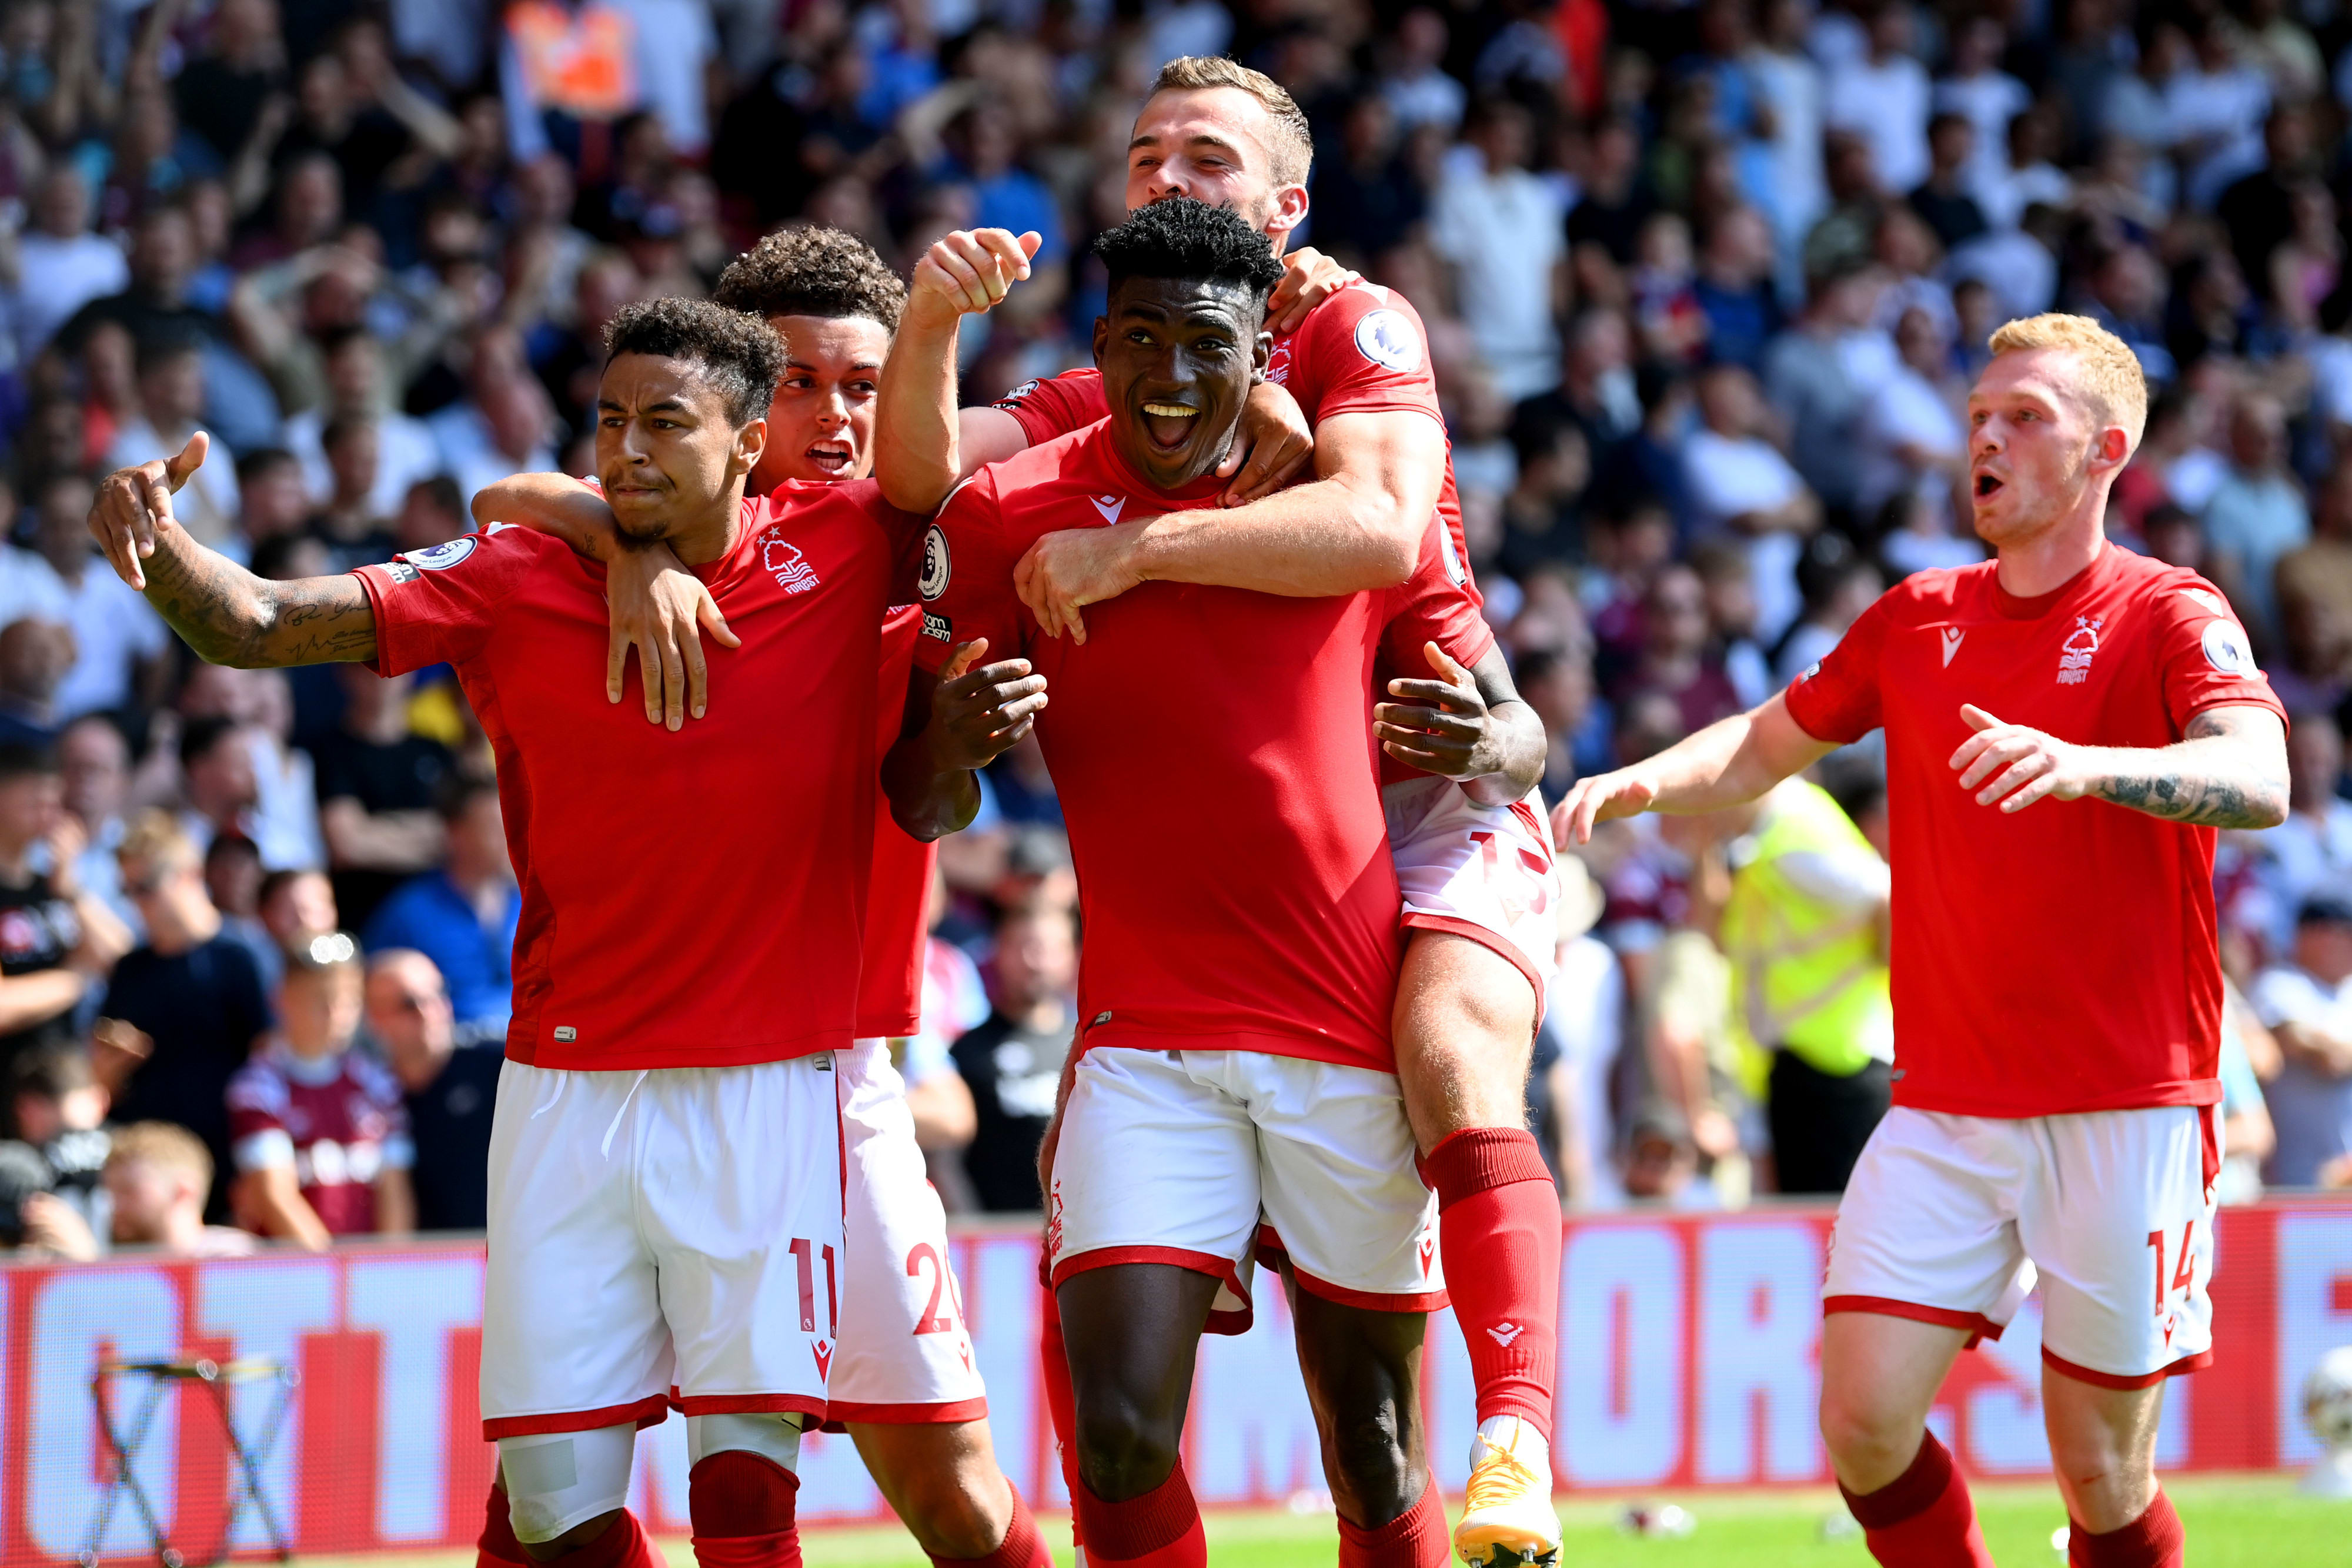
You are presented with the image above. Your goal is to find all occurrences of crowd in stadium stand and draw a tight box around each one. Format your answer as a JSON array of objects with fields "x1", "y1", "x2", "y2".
[{"x1": 0, "y1": 0, "x2": 2350, "y2": 1256}]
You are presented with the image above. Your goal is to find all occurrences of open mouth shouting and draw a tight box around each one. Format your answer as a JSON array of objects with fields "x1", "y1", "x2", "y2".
[
  {"x1": 1972, "y1": 468, "x2": 2006, "y2": 502},
  {"x1": 805, "y1": 438, "x2": 856, "y2": 475},
  {"x1": 1141, "y1": 401, "x2": 1200, "y2": 450}
]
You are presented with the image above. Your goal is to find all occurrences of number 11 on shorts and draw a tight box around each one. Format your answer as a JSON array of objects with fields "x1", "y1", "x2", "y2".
[
  {"x1": 2147, "y1": 1222, "x2": 2197, "y2": 1318},
  {"x1": 791, "y1": 1236, "x2": 839, "y2": 1335}
]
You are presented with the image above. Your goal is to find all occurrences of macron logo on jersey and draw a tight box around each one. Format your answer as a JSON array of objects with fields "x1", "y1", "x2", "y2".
[
  {"x1": 1089, "y1": 494, "x2": 1125, "y2": 526},
  {"x1": 1940, "y1": 628, "x2": 1965, "y2": 666}
]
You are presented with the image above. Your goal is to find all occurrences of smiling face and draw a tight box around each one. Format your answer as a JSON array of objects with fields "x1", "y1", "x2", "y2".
[
  {"x1": 1093, "y1": 275, "x2": 1269, "y2": 490},
  {"x1": 1125, "y1": 88, "x2": 1307, "y2": 250},
  {"x1": 751, "y1": 314, "x2": 890, "y2": 489},
  {"x1": 1965, "y1": 347, "x2": 2131, "y2": 550},
  {"x1": 596, "y1": 354, "x2": 765, "y2": 547}
]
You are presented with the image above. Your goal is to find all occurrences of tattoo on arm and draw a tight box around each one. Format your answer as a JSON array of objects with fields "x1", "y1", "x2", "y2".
[
  {"x1": 142, "y1": 529, "x2": 377, "y2": 667},
  {"x1": 2084, "y1": 708, "x2": 2291, "y2": 829}
]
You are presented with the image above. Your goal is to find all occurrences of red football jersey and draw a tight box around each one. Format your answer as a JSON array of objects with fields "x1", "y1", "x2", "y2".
[
  {"x1": 355, "y1": 483, "x2": 924, "y2": 1071},
  {"x1": 917, "y1": 422, "x2": 1402, "y2": 1070},
  {"x1": 226, "y1": 1042, "x2": 410, "y2": 1236},
  {"x1": 1783, "y1": 544, "x2": 2286, "y2": 1116},
  {"x1": 994, "y1": 281, "x2": 1485, "y2": 785},
  {"x1": 856, "y1": 604, "x2": 936, "y2": 1039}
]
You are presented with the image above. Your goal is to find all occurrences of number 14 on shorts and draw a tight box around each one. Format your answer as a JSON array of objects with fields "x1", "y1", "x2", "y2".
[{"x1": 2147, "y1": 1222, "x2": 2197, "y2": 1339}]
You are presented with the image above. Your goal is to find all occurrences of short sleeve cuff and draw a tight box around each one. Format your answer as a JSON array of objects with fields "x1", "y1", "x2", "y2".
[{"x1": 234, "y1": 1129, "x2": 296, "y2": 1172}]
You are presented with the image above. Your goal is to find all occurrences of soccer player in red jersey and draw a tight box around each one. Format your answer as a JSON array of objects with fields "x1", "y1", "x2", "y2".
[
  {"x1": 1554, "y1": 315, "x2": 2291, "y2": 1568},
  {"x1": 473, "y1": 228, "x2": 1048, "y2": 1568},
  {"x1": 894, "y1": 197, "x2": 1474, "y2": 1568},
  {"x1": 86, "y1": 299, "x2": 928, "y2": 1568},
  {"x1": 877, "y1": 57, "x2": 1566, "y2": 1565}
]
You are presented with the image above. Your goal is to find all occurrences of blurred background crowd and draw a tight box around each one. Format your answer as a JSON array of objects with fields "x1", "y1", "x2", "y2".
[{"x1": 0, "y1": 0, "x2": 2348, "y2": 1256}]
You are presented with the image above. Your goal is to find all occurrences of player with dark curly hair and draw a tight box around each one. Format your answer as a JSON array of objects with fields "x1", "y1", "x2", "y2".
[
  {"x1": 470, "y1": 233, "x2": 1052, "y2": 1568},
  {"x1": 889, "y1": 196, "x2": 1472, "y2": 1568},
  {"x1": 80, "y1": 295, "x2": 1050, "y2": 1568}
]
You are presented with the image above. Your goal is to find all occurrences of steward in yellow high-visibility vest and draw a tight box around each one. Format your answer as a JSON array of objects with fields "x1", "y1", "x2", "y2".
[{"x1": 1719, "y1": 777, "x2": 1893, "y2": 1193}]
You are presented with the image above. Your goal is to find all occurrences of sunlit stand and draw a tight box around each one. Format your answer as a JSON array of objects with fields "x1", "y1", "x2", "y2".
[{"x1": 80, "y1": 1357, "x2": 298, "y2": 1567}]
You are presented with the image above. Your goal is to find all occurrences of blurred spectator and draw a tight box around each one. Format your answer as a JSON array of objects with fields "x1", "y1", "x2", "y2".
[
  {"x1": 9, "y1": 166, "x2": 129, "y2": 361},
  {"x1": 2217, "y1": 978, "x2": 2279, "y2": 1205},
  {"x1": 281, "y1": 329, "x2": 446, "y2": 519},
  {"x1": 2251, "y1": 896, "x2": 2352, "y2": 1186},
  {"x1": 1932, "y1": 18, "x2": 2026, "y2": 213},
  {"x1": 9, "y1": 1041, "x2": 111, "y2": 1238},
  {"x1": 427, "y1": 329, "x2": 559, "y2": 506},
  {"x1": 2251, "y1": 710, "x2": 2352, "y2": 955},
  {"x1": 206, "y1": 833, "x2": 279, "y2": 988},
  {"x1": 0, "y1": 1139, "x2": 97, "y2": 1259},
  {"x1": 1763, "y1": 263, "x2": 1890, "y2": 519},
  {"x1": 1681, "y1": 362, "x2": 1819, "y2": 644},
  {"x1": 952, "y1": 899, "x2": 1077, "y2": 1213},
  {"x1": 1824, "y1": 4, "x2": 1930, "y2": 199},
  {"x1": 1618, "y1": 563, "x2": 1743, "y2": 739},
  {"x1": 100, "y1": 811, "x2": 274, "y2": 1221},
  {"x1": 2275, "y1": 457, "x2": 2352, "y2": 706},
  {"x1": 177, "y1": 714, "x2": 266, "y2": 855},
  {"x1": 0, "y1": 619, "x2": 75, "y2": 747},
  {"x1": 364, "y1": 775, "x2": 516, "y2": 1041},
  {"x1": 0, "y1": 743, "x2": 126, "y2": 1061},
  {"x1": 58, "y1": 717, "x2": 135, "y2": 931},
  {"x1": 315, "y1": 666, "x2": 451, "y2": 931},
  {"x1": 367, "y1": 947, "x2": 495, "y2": 1231},
  {"x1": 102, "y1": 1119, "x2": 255, "y2": 1256},
  {"x1": 1743, "y1": 0, "x2": 1826, "y2": 253},
  {"x1": 8, "y1": 470, "x2": 171, "y2": 721},
  {"x1": 1539, "y1": 859, "x2": 1624, "y2": 1206},
  {"x1": 1692, "y1": 206, "x2": 1782, "y2": 375},
  {"x1": 236, "y1": 447, "x2": 314, "y2": 547},
  {"x1": 227, "y1": 930, "x2": 413, "y2": 1245},
  {"x1": 1716, "y1": 779, "x2": 1893, "y2": 1195},
  {"x1": 1777, "y1": 533, "x2": 1885, "y2": 686},
  {"x1": 1907, "y1": 113, "x2": 1988, "y2": 253},
  {"x1": 1430, "y1": 99, "x2": 1565, "y2": 402},
  {"x1": 107, "y1": 330, "x2": 241, "y2": 550},
  {"x1": 2203, "y1": 392, "x2": 2310, "y2": 648}
]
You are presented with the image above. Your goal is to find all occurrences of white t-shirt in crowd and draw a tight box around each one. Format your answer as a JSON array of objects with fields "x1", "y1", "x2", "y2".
[
  {"x1": 1826, "y1": 52, "x2": 1932, "y2": 195},
  {"x1": 1682, "y1": 426, "x2": 1810, "y2": 644},
  {"x1": 1431, "y1": 163, "x2": 1566, "y2": 403},
  {"x1": 11, "y1": 230, "x2": 128, "y2": 359}
]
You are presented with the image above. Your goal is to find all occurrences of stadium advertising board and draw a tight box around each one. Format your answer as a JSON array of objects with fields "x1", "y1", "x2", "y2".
[{"x1": 18, "y1": 1201, "x2": 2352, "y2": 1561}]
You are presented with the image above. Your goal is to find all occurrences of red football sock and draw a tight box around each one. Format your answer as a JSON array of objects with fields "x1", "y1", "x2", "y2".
[
  {"x1": 928, "y1": 1480, "x2": 1050, "y2": 1568},
  {"x1": 1040, "y1": 1286, "x2": 1084, "y2": 1552},
  {"x1": 1073, "y1": 1465, "x2": 1206, "y2": 1568},
  {"x1": 2067, "y1": 1491, "x2": 2184, "y2": 1568},
  {"x1": 1424, "y1": 1128, "x2": 1560, "y2": 1435},
  {"x1": 1839, "y1": 1432, "x2": 1994, "y2": 1568},
  {"x1": 543, "y1": 1509, "x2": 663, "y2": 1568},
  {"x1": 1336, "y1": 1475, "x2": 1449, "y2": 1568},
  {"x1": 478, "y1": 1480, "x2": 529, "y2": 1568},
  {"x1": 689, "y1": 1450, "x2": 801, "y2": 1568}
]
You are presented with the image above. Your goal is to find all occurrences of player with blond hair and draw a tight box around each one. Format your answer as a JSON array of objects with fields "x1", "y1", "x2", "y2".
[{"x1": 1555, "y1": 314, "x2": 2290, "y2": 1568}]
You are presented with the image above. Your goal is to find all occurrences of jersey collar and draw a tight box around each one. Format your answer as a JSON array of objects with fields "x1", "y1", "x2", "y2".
[
  {"x1": 1090, "y1": 424, "x2": 1234, "y2": 511},
  {"x1": 1989, "y1": 540, "x2": 2117, "y2": 621}
]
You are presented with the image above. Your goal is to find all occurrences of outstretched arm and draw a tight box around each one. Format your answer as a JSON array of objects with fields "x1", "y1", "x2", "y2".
[
  {"x1": 874, "y1": 229, "x2": 1041, "y2": 514},
  {"x1": 1552, "y1": 692, "x2": 1836, "y2": 847},
  {"x1": 473, "y1": 474, "x2": 739, "y2": 729},
  {"x1": 882, "y1": 638, "x2": 1048, "y2": 841},
  {"x1": 1015, "y1": 407, "x2": 1441, "y2": 641},
  {"x1": 1949, "y1": 703, "x2": 2289, "y2": 827},
  {"x1": 90, "y1": 435, "x2": 377, "y2": 667},
  {"x1": 1375, "y1": 643, "x2": 1546, "y2": 806}
]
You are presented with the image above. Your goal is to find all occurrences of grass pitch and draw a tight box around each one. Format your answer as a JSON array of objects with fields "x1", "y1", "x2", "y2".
[{"x1": 327, "y1": 1475, "x2": 2348, "y2": 1566}]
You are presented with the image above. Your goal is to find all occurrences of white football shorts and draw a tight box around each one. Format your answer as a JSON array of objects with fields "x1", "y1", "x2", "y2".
[
  {"x1": 826, "y1": 1038, "x2": 989, "y2": 1425},
  {"x1": 479, "y1": 1055, "x2": 847, "y2": 1438},
  {"x1": 1384, "y1": 775, "x2": 1560, "y2": 1010},
  {"x1": 1047, "y1": 1047, "x2": 1445, "y2": 1333},
  {"x1": 1823, "y1": 1103, "x2": 2221, "y2": 1386}
]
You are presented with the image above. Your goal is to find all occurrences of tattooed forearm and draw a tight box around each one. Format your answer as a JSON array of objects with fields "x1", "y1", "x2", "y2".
[
  {"x1": 2081, "y1": 708, "x2": 2290, "y2": 830},
  {"x1": 141, "y1": 524, "x2": 377, "y2": 668}
]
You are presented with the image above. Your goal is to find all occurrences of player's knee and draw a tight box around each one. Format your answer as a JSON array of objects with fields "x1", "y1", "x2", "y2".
[
  {"x1": 1817, "y1": 1390, "x2": 1917, "y2": 1479},
  {"x1": 890, "y1": 1460, "x2": 1010, "y2": 1559},
  {"x1": 497, "y1": 1425, "x2": 637, "y2": 1545},
  {"x1": 1072, "y1": 1396, "x2": 1181, "y2": 1500},
  {"x1": 1319, "y1": 1412, "x2": 1416, "y2": 1522}
]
